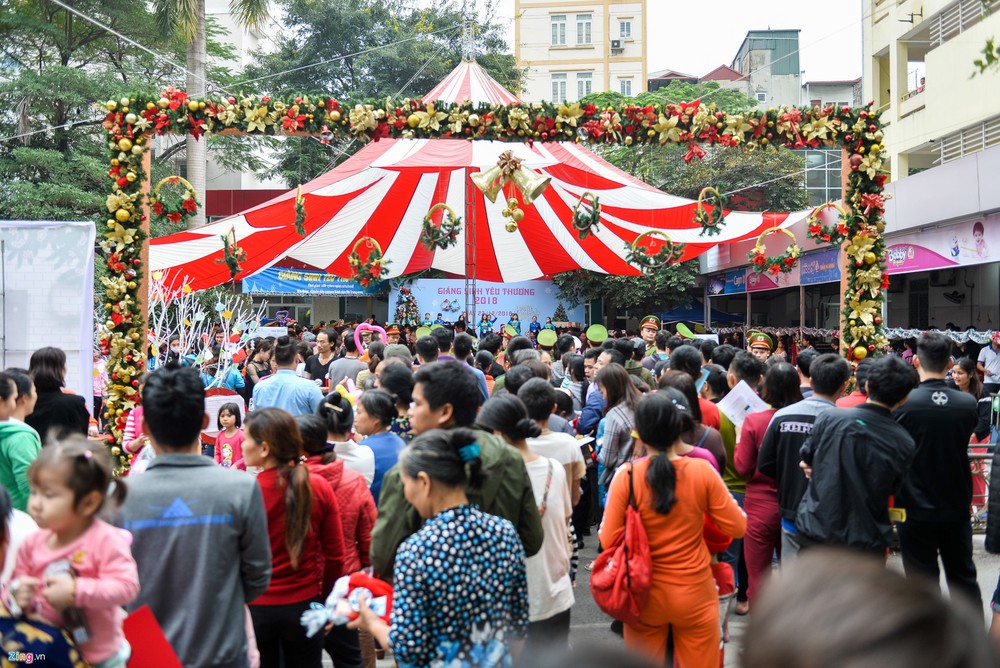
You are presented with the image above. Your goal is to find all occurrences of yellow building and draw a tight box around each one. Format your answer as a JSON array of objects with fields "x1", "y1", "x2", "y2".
[{"x1": 514, "y1": 0, "x2": 647, "y2": 102}]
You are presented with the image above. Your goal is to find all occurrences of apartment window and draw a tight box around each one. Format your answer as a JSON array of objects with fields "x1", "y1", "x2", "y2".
[
  {"x1": 551, "y1": 15, "x2": 566, "y2": 46},
  {"x1": 620, "y1": 79, "x2": 633, "y2": 96},
  {"x1": 756, "y1": 91, "x2": 767, "y2": 103},
  {"x1": 551, "y1": 73, "x2": 567, "y2": 103},
  {"x1": 619, "y1": 20, "x2": 632, "y2": 38},
  {"x1": 577, "y1": 72, "x2": 593, "y2": 99},
  {"x1": 576, "y1": 14, "x2": 592, "y2": 45}
]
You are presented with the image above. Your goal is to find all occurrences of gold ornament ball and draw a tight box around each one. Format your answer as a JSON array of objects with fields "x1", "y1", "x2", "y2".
[
  {"x1": 118, "y1": 138, "x2": 133, "y2": 152},
  {"x1": 131, "y1": 145, "x2": 144, "y2": 155},
  {"x1": 625, "y1": 136, "x2": 633, "y2": 145},
  {"x1": 106, "y1": 100, "x2": 117, "y2": 111},
  {"x1": 502, "y1": 207, "x2": 512, "y2": 217},
  {"x1": 468, "y1": 114, "x2": 480, "y2": 127},
  {"x1": 407, "y1": 114, "x2": 421, "y2": 128},
  {"x1": 158, "y1": 97, "x2": 169, "y2": 108},
  {"x1": 125, "y1": 113, "x2": 137, "y2": 125},
  {"x1": 507, "y1": 197, "x2": 519, "y2": 208},
  {"x1": 187, "y1": 100, "x2": 200, "y2": 113},
  {"x1": 120, "y1": 97, "x2": 130, "y2": 107},
  {"x1": 115, "y1": 208, "x2": 131, "y2": 223},
  {"x1": 125, "y1": 172, "x2": 136, "y2": 182},
  {"x1": 864, "y1": 252, "x2": 877, "y2": 264},
  {"x1": 853, "y1": 346, "x2": 868, "y2": 360},
  {"x1": 110, "y1": 158, "x2": 120, "y2": 167},
  {"x1": 511, "y1": 208, "x2": 525, "y2": 223},
  {"x1": 111, "y1": 447, "x2": 122, "y2": 456},
  {"x1": 146, "y1": 102, "x2": 156, "y2": 111},
  {"x1": 850, "y1": 319, "x2": 857, "y2": 326},
  {"x1": 647, "y1": 129, "x2": 656, "y2": 137},
  {"x1": 199, "y1": 101, "x2": 207, "y2": 110},
  {"x1": 107, "y1": 320, "x2": 115, "y2": 329},
  {"x1": 329, "y1": 110, "x2": 341, "y2": 123},
  {"x1": 505, "y1": 221, "x2": 519, "y2": 233}
]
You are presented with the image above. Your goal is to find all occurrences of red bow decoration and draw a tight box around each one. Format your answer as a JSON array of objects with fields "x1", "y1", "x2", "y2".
[
  {"x1": 860, "y1": 193, "x2": 885, "y2": 216},
  {"x1": 683, "y1": 143, "x2": 707, "y2": 163}
]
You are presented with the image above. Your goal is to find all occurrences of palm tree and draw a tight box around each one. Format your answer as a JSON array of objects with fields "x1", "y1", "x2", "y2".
[{"x1": 153, "y1": 0, "x2": 269, "y2": 228}]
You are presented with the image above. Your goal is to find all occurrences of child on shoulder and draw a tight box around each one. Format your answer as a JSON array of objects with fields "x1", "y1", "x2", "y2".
[{"x1": 9, "y1": 439, "x2": 139, "y2": 667}]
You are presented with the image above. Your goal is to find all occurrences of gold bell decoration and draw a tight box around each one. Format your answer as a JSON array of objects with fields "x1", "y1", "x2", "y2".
[{"x1": 472, "y1": 150, "x2": 551, "y2": 233}]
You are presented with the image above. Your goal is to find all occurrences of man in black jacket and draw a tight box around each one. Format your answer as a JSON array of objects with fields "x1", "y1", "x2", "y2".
[
  {"x1": 757, "y1": 353, "x2": 851, "y2": 562},
  {"x1": 795, "y1": 356, "x2": 918, "y2": 555},
  {"x1": 895, "y1": 331, "x2": 982, "y2": 612}
]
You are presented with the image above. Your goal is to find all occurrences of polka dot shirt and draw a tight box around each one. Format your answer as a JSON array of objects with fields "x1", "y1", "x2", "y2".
[{"x1": 390, "y1": 504, "x2": 528, "y2": 668}]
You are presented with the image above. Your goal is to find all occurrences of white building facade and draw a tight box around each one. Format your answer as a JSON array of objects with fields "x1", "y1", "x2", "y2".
[
  {"x1": 514, "y1": 0, "x2": 647, "y2": 103},
  {"x1": 859, "y1": 0, "x2": 1000, "y2": 330}
]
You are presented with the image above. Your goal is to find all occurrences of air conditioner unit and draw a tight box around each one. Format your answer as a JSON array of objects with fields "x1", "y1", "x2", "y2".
[{"x1": 610, "y1": 39, "x2": 623, "y2": 52}]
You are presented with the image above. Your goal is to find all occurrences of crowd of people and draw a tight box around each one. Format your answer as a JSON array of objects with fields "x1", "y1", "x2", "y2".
[{"x1": 0, "y1": 317, "x2": 999, "y2": 667}]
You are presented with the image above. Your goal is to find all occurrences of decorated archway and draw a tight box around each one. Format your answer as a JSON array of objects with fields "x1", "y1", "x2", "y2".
[{"x1": 98, "y1": 90, "x2": 887, "y2": 461}]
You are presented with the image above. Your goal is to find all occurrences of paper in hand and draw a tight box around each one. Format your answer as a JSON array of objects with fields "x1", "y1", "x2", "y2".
[{"x1": 717, "y1": 380, "x2": 769, "y2": 431}]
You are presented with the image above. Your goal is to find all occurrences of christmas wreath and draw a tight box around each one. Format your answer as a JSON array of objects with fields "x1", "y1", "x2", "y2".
[
  {"x1": 694, "y1": 187, "x2": 726, "y2": 237},
  {"x1": 150, "y1": 176, "x2": 199, "y2": 226},
  {"x1": 571, "y1": 191, "x2": 601, "y2": 240},
  {"x1": 294, "y1": 186, "x2": 307, "y2": 236},
  {"x1": 625, "y1": 230, "x2": 686, "y2": 275},
  {"x1": 215, "y1": 227, "x2": 247, "y2": 280},
  {"x1": 748, "y1": 227, "x2": 801, "y2": 275},
  {"x1": 805, "y1": 201, "x2": 849, "y2": 246},
  {"x1": 349, "y1": 237, "x2": 390, "y2": 288},
  {"x1": 420, "y1": 203, "x2": 462, "y2": 250}
]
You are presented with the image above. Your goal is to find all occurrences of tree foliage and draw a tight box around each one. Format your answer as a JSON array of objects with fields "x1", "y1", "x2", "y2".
[
  {"x1": 558, "y1": 83, "x2": 807, "y2": 314},
  {"x1": 553, "y1": 262, "x2": 701, "y2": 314}
]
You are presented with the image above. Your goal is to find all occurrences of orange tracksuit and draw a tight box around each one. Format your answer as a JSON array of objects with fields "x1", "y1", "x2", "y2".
[{"x1": 600, "y1": 456, "x2": 746, "y2": 668}]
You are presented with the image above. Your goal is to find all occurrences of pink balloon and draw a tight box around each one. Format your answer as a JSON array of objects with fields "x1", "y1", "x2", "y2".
[{"x1": 354, "y1": 322, "x2": 388, "y2": 352}]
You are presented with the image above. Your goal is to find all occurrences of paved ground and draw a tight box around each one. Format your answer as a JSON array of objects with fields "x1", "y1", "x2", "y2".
[{"x1": 347, "y1": 529, "x2": 1000, "y2": 667}]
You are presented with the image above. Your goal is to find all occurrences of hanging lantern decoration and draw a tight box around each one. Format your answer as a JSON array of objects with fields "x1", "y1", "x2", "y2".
[
  {"x1": 471, "y1": 150, "x2": 551, "y2": 233},
  {"x1": 215, "y1": 227, "x2": 247, "y2": 281},
  {"x1": 748, "y1": 227, "x2": 801, "y2": 275},
  {"x1": 805, "y1": 201, "x2": 849, "y2": 246},
  {"x1": 349, "y1": 237, "x2": 390, "y2": 288},
  {"x1": 149, "y1": 176, "x2": 199, "y2": 226},
  {"x1": 571, "y1": 191, "x2": 601, "y2": 240},
  {"x1": 294, "y1": 186, "x2": 307, "y2": 236},
  {"x1": 694, "y1": 187, "x2": 726, "y2": 237},
  {"x1": 625, "y1": 230, "x2": 686, "y2": 275},
  {"x1": 420, "y1": 203, "x2": 462, "y2": 251}
]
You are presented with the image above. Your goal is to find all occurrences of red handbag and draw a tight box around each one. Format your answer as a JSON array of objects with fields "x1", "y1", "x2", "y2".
[{"x1": 589, "y1": 463, "x2": 652, "y2": 626}]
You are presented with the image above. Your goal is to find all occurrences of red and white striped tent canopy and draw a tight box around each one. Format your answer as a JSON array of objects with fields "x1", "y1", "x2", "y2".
[
  {"x1": 150, "y1": 137, "x2": 812, "y2": 291},
  {"x1": 423, "y1": 59, "x2": 521, "y2": 106}
]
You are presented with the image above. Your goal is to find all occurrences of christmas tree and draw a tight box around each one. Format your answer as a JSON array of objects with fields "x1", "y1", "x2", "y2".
[
  {"x1": 553, "y1": 301, "x2": 568, "y2": 322},
  {"x1": 394, "y1": 287, "x2": 420, "y2": 325}
]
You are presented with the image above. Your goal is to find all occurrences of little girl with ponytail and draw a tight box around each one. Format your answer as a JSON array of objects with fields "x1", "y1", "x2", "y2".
[{"x1": 10, "y1": 439, "x2": 138, "y2": 667}]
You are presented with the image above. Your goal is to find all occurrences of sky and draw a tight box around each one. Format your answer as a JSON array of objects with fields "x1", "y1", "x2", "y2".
[{"x1": 482, "y1": 0, "x2": 864, "y2": 84}]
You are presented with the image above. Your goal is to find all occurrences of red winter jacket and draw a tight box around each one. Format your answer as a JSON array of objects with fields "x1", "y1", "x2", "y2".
[{"x1": 307, "y1": 456, "x2": 376, "y2": 574}]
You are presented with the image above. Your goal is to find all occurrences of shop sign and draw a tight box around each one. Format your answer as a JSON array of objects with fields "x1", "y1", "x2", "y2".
[
  {"x1": 724, "y1": 269, "x2": 746, "y2": 294},
  {"x1": 800, "y1": 248, "x2": 842, "y2": 285},
  {"x1": 242, "y1": 267, "x2": 371, "y2": 296},
  {"x1": 885, "y1": 214, "x2": 999, "y2": 275}
]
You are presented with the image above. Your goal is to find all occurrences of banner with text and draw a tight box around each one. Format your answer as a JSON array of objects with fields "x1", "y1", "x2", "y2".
[
  {"x1": 885, "y1": 213, "x2": 999, "y2": 275},
  {"x1": 391, "y1": 280, "x2": 585, "y2": 324},
  {"x1": 242, "y1": 267, "x2": 370, "y2": 296},
  {"x1": 800, "y1": 248, "x2": 842, "y2": 285}
]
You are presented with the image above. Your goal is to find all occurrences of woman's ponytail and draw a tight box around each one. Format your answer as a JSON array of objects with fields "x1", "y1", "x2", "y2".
[
  {"x1": 451, "y1": 427, "x2": 486, "y2": 491},
  {"x1": 634, "y1": 392, "x2": 683, "y2": 516}
]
